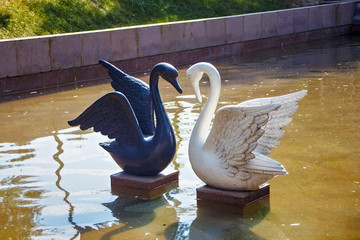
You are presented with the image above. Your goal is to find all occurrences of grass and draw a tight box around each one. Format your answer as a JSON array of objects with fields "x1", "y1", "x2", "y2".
[{"x1": 0, "y1": 0, "x2": 293, "y2": 39}]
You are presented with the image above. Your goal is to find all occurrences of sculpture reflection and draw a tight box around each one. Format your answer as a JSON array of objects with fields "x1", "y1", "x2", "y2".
[
  {"x1": 189, "y1": 196, "x2": 270, "y2": 240},
  {"x1": 77, "y1": 194, "x2": 178, "y2": 239}
]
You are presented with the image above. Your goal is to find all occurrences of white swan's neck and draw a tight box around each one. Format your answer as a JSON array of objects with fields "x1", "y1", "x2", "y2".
[{"x1": 190, "y1": 65, "x2": 221, "y2": 148}]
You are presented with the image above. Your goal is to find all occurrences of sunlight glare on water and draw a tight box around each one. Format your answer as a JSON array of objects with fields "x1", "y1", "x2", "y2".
[{"x1": 0, "y1": 35, "x2": 359, "y2": 239}]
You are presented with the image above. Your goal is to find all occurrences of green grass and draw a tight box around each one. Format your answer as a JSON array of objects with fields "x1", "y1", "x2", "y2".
[{"x1": 0, "y1": 0, "x2": 293, "y2": 39}]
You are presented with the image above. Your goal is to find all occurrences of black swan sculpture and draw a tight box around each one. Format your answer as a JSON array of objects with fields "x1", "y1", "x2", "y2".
[{"x1": 68, "y1": 60, "x2": 183, "y2": 176}]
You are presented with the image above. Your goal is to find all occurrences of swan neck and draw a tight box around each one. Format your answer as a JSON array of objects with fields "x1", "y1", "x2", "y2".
[
  {"x1": 150, "y1": 72, "x2": 170, "y2": 132},
  {"x1": 191, "y1": 67, "x2": 221, "y2": 147}
]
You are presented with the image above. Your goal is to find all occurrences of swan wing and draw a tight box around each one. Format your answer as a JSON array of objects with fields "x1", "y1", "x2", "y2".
[
  {"x1": 99, "y1": 60, "x2": 155, "y2": 136},
  {"x1": 68, "y1": 92, "x2": 143, "y2": 145},
  {"x1": 203, "y1": 104, "x2": 280, "y2": 177},
  {"x1": 237, "y1": 90, "x2": 307, "y2": 155}
]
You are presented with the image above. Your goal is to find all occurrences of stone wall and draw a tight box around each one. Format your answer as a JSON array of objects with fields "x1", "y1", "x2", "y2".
[{"x1": 0, "y1": 1, "x2": 356, "y2": 97}]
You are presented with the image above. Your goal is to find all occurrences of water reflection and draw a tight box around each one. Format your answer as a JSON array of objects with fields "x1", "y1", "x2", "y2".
[
  {"x1": 165, "y1": 100, "x2": 184, "y2": 171},
  {"x1": 189, "y1": 199, "x2": 269, "y2": 240},
  {"x1": 78, "y1": 194, "x2": 178, "y2": 239},
  {"x1": 0, "y1": 142, "x2": 44, "y2": 239},
  {"x1": 52, "y1": 132, "x2": 79, "y2": 239},
  {"x1": 164, "y1": 196, "x2": 271, "y2": 240},
  {"x1": 0, "y1": 35, "x2": 360, "y2": 239}
]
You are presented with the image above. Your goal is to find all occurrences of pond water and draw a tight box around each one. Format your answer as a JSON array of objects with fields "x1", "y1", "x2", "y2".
[{"x1": 1, "y1": 35, "x2": 360, "y2": 240}]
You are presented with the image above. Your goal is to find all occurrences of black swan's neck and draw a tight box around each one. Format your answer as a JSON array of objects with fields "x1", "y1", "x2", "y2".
[{"x1": 149, "y1": 72, "x2": 170, "y2": 133}]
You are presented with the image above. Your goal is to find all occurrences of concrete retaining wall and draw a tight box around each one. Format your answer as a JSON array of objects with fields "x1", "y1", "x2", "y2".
[{"x1": 0, "y1": 1, "x2": 356, "y2": 97}]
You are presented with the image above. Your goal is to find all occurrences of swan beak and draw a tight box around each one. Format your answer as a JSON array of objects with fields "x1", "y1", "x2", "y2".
[{"x1": 171, "y1": 78, "x2": 183, "y2": 94}]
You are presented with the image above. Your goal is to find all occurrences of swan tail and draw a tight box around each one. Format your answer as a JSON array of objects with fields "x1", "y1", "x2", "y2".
[
  {"x1": 244, "y1": 153, "x2": 288, "y2": 175},
  {"x1": 99, "y1": 60, "x2": 127, "y2": 78}
]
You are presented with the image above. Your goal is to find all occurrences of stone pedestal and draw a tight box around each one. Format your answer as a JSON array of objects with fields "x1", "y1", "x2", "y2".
[
  {"x1": 111, "y1": 170, "x2": 179, "y2": 200},
  {"x1": 196, "y1": 184, "x2": 270, "y2": 215}
]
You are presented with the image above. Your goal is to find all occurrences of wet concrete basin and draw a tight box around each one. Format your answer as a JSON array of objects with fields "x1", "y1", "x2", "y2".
[{"x1": 0, "y1": 35, "x2": 359, "y2": 239}]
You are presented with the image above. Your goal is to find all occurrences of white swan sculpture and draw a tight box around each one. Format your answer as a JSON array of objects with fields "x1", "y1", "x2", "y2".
[{"x1": 187, "y1": 62, "x2": 307, "y2": 190}]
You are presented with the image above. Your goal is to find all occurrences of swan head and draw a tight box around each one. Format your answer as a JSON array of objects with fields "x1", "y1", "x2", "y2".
[
  {"x1": 186, "y1": 62, "x2": 220, "y2": 103},
  {"x1": 152, "y1": 63, "x2": 183, "y2": 94},
  {"x1": 186, "y1": 64, "x2": 206, "y2": 103}
]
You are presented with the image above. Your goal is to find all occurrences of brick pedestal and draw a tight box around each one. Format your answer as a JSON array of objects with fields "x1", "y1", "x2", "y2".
[
  {"x1": 111, "y1": 170, "x2": 179, "y2": 200},
  {"x1": 196, "y1": 184, "x2": 270, "y2": 215}
]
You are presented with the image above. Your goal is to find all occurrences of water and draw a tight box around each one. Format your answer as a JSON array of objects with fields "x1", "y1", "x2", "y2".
[{"x1": 1, "y1": 35, "x2": 360, "y2": 239}]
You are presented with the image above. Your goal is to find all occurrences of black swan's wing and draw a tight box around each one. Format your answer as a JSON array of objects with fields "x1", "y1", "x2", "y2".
[
  {"x1": 99, "y1": 60, "x2": 154, "y2": 136},
  {"x1": 68, "y1": 92, "x2": 143, "y2": 145}
]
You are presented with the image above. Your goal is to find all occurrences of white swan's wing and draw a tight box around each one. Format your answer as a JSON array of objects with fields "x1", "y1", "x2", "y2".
[
  {"x1": 238, "y1": 90, "x2": 307, "y2": 155},
  {"x1": 203, "y1": 104, "x2": 280, "y2": 178}
]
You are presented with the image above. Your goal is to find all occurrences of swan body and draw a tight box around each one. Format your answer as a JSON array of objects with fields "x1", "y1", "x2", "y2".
[
  {"x1": 187, "y1": 62, "x2": 307, "y2": 190},
  {"x1": 69, "y1": 60, "x2": 182, "y2": 176}
]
